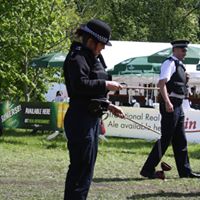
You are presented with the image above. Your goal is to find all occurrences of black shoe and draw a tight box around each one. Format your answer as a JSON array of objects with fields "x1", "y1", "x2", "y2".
[
  {"x1": 161, "y1": 162, "x2": 172, "y2": 171},
  {"x1": 140, "y1": 169, "x2": 165, "y2": 180},
  {"x1": 180, "y1": 172, "x2": 200, "y2": 178},
  {"x1": 140, "y1": 169, "x2": 155, "y2": 179}
]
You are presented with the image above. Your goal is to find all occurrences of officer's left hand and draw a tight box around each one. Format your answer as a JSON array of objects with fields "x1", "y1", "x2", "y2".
[
  {"x1": 105, "y1": 81, "x2": 124, "y2": 91},
  {"x1": 165, "y1": 101, "x2": 174, "y2": 112},
  {"x1": 186, "y1": 72, "x2": 190, "y2": 83},
  {"x1": 108, "y1": 104, "x2": 125, "y2": 118}
]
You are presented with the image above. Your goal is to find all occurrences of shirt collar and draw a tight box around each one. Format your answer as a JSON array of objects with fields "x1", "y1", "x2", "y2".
[{"x1": 172, "y1": 55, "x2": 184, "y2": 65}]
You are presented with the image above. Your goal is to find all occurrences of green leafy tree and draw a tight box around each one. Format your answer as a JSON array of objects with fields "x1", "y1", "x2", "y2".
[
  {"x1": 74, "y1": 0, "x2": 200, "y2": 43},
  {"x1": 0, "y1": 0, "x2": 79, "y2": 102},
  {"x1": 144, "y1": 0, "x2": 200, "y2": 42}
]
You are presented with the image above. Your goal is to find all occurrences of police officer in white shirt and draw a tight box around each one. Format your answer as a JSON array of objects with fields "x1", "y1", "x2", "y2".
[{"x1": 140, "y1": 40, "x2": 200, "y2": 179}]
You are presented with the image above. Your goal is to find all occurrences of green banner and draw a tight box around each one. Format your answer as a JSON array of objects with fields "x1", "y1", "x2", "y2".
[{"x1": 0, "y1": 102, "x2": 68, "y2": 130}]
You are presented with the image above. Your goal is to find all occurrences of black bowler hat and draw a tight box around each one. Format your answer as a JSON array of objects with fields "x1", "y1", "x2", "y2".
[
  {"x1": 171, "y1": 40, "x2": 190, "y2": 48},
  {"x1": 79, "y1": 19, "x2": 112, "y2": 46}
]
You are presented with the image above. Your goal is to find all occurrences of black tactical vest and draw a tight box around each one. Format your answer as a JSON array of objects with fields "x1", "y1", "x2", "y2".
[{"x1": 166, "y1": 57, "x2": 187, "y2": 96}]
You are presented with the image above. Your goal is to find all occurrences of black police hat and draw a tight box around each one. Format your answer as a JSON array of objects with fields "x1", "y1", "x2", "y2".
[
  {"x1": 171, "y1": 40, "x2": 190, "y2": 48},
  {"x1": 79, "y1": 19, "x2": 112, "y2": 46}
]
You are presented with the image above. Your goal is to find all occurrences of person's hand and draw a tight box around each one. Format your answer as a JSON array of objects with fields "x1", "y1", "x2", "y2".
[
  {"x1": 105, "y1": 81, "x2": 124, "y2": 91},
  {"x1": 165, "y1": 101, "x2": 174, "y2": 112},
  {"x1": 186, "y1": 72, "x2": 190, "y2": 83},
  {"x1": 108, "y1": 104, "x2": 125, "y2": 118}
]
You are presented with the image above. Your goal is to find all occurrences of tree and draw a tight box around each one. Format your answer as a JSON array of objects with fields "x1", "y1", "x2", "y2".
[
  {"x1": 74, "y1": 0, "x2": 200, "y2": 43},
  {"x1": 144, "y1": 0, "x2": 200, "y2": 42},
  {"x1": 0, "y1": 0, "x2": 80, "y2": 102}
]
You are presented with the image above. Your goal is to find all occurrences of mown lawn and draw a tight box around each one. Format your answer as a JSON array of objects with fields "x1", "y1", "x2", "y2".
[{"x1": 0, "y1": 129, "x2": 200, "y2": 200}]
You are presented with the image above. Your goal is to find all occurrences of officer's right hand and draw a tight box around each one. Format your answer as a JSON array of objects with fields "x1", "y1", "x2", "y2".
[
  {"x1": 186, "y1": 72, "x2": 190, "y2": 83},
  {"x1": 105, "y1": 81, "x2": 124, "y2": 91},
  {"x1": 165, "y1": 101, "x2": 174, "y2": 112},
  {"x1": 108, "y1": 104, "x2": 125, "y2": 118}
]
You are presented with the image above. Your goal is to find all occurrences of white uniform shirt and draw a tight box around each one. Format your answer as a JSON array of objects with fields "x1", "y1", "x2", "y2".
[{"x1": 159, "y1": 55, "x2": 185, "y2": 99}]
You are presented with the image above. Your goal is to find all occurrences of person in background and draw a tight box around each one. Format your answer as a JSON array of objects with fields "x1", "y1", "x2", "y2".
[
  {"x1": 47, "y1": 90, "x2": 65, "y2": 140},
  {"x1": 190, "y1": 85, "x2": 197, "y2": 96},
  {"x1": 63, "y1": 19, "x2": 125, "y2": 200},
  {"x1": 140, "y1": 40, "x2": 200, "y2": 179},
  {"x1": 53, "y1": 90, "x2": 65, "y2": 102}
]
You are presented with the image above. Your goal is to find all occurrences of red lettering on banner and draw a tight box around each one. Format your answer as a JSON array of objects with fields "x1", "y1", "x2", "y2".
[{"x1": 184, "y1": 118, "x2": 196, "y2": 129}]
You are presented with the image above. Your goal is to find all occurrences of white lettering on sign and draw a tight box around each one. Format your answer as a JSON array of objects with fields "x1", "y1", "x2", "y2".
[{"x1": 25, "y1": 108, "x2": 50, "y2": 115}]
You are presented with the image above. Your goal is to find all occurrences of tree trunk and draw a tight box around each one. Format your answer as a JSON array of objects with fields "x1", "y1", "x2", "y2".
[{"x1": 23, "y1": 55, "x2": 30, "y2": 102}]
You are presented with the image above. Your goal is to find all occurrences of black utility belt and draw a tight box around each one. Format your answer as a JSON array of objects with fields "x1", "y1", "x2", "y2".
[
  {"x1": 169, "y1": 97, "x2": 184, "y2": 104},
  {"x1": 88, "y1": 99, "x2": 110, "y2": 117},
  {"x1": 159, "y1": 97, "x2": 184, "y2": 105},
  {"x1": 69, "y1": 99, "x2": 91, "y2": 105},
  {"x1": 70, "y1": 98, "x2": 110, "y2": 117},
  {"x1": 169, "y1": 96, "x2": 184, "y2": 100}
]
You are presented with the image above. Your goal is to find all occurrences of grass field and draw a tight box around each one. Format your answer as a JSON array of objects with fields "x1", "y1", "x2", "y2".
[{"x1": 0, "y1": 129, "x2": 200, "y2": 200}]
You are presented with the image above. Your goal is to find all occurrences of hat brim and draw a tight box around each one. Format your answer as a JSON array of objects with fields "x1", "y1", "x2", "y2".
[
  {"x1": 106, "y1": 41, "x2": 112, "y2": 46},
  {"x1": 79, "y1": 25, "x2": 112, "y2": 46},
  {"x1": 173, "y1": 45, "x2": 188, "y2": 48}
]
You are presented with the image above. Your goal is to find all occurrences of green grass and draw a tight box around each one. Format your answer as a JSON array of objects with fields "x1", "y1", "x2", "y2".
[{"x1": 0, "y1": 129, "x2": 200, "y2": 200}]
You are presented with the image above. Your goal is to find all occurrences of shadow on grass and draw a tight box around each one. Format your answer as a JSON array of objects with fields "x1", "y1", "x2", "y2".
[
  {"x1": 93, "y1": 177, "x2": 143, "y2": 183},
  {"x1": 98, "y1": 149, "x2": 137, "y2": 155},
  {"x1": 127, "y1": 191, "x2": 200, "y2": 199},
  {"x1": 2, "y1": 129, "x2": 66, "y2": 142},
  {"x1": 44, "y1": 142, "x2": 66, "y2": 149},
  {"x1": 0, "y1": 138, "x2": 67, "y2": 151},
  {"x1": 0, "y1": 138, "x2": 27, "y2": 145},
  {"x1": 0, "y1": 129, "x2": 67, "y2": 150},
  {"x1": 2, "y1": 129, "x2": 53, "y2": 137},
  {"x1": 101, "y1": 137, "x2": 154, "y2": 149}
]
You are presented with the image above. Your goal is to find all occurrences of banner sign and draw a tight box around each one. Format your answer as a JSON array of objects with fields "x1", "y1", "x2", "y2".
[
  {"x1": 1, "y1": 102, "x2": 200, "y2": 143},
  {"x1": 0, "y1": 102, "x2": 68, "y2": 130},
  {"x1": 104, "y1": 107, "x2": 200, "y2": 143}
]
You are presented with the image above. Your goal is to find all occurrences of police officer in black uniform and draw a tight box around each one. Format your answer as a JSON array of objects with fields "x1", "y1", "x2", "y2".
[
  {"x1": 63, "y1": 19, "x2": 125, "y2": 200},
  {"x1": 140, "y1": 40, "x2": 200, "y2": 179}
]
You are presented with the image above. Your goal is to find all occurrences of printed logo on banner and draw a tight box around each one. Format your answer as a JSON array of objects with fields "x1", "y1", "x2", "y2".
[
  {"x1": 0, "y1": 102, "x2": 69, "y2": 130},
  {"x1": 0, "y1": 101, "x2": 23, "y2": 128}
]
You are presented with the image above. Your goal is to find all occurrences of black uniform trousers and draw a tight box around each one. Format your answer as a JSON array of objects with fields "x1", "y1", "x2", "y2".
[
  {"x1": 64, "y1": 102, "x2": 100, "y2": 200},
  {"x1": 142, "y1": 97, "x2": 191, "y2": 177}
]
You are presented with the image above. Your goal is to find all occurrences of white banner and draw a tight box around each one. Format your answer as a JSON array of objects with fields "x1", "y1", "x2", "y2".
[{"x1": 104, "y1": 107, "x2": 200, "y2": 143}]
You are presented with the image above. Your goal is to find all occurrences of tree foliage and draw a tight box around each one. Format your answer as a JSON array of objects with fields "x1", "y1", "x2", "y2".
[
  {"x1": 87, "y1": 0, "x2": 200, "y2": 42},
  {"x1": 0, "y1": 0, "x2": 79, "y2": 101}
]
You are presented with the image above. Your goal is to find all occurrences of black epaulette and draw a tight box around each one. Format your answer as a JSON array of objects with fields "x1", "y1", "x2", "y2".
[
  {"x1": 98, "y1": 54, "x2": 107, "y2": 69},
  {"x1": 166, "y1": 57, "x2": 185, "y2": 71}
]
